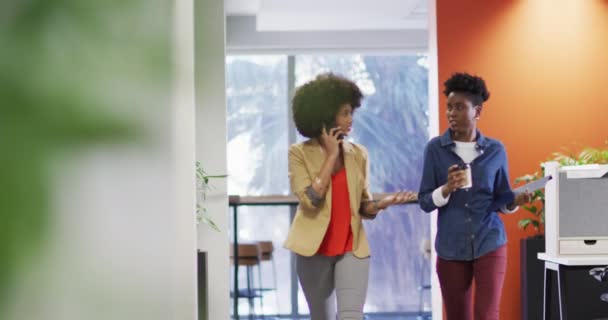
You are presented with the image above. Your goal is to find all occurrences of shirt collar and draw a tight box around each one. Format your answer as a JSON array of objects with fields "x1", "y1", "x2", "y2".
[
  {"x1": 306, "y1": 137, "x2": 354, "y2": 154},
  {"x1": 440, "y1": 129, "x2": 488, "y2": 150}
]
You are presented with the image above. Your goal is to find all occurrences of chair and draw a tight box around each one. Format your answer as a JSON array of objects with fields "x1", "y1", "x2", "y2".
[
  {"x1": 590, "y1": 266, "x2": 608, "y2": 305},
  {"x1": 230, "y1": 243, "x2": 264, "y2": 318},
  {"x1": 257, "y1": 241, "x2": 279, "y2": 313}
]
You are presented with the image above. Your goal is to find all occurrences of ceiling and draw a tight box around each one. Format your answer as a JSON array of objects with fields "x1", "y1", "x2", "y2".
[{"x1": 225, "y1": 0, "x2": 428, "y2": 32}]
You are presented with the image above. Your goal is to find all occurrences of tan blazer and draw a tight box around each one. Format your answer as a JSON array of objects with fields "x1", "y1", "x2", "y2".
[{"x1": 284, "y1": 139, "x2": 374, "y2": 258}]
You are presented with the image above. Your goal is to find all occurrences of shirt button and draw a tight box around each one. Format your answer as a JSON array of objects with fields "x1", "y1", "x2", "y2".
[
  {"x1": 471, "y1": 235, "x2": 475, "y2": 239},
  {"x1": 465, "y1": 203, "x2": 469, "y2": 208}
]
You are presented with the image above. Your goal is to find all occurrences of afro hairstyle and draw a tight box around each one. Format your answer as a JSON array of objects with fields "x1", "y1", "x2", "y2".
[
  {"x1": 443, "y1": 72, "x2": 490, "y2": 106},
  {"x1": 292, "y1": 73, "x2": 363, "y2": 138}
]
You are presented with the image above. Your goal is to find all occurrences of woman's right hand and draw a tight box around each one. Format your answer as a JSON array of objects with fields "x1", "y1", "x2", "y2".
[
  {"x1": 441, "y1": 164, "x2": 467, "y2": 197},
  {"x1": 377, "y1": 191, "x2": 418, "y2": 209},
  {"x1": 320, "y1": 126, "x2": 344, "y2": 157}
]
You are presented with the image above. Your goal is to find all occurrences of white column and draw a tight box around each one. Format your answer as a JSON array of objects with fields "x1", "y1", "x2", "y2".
[
  {"x1": 195, "y1": 0, "x2": 230, "y2": 319},
  {"x1": 172, "y1": 0, "x2": 198, "y2": 319}
]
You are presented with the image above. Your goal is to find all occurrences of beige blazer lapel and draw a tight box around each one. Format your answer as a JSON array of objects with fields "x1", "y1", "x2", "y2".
[{"x1": 342, "y1": 141, "x2": 359, "y2": 216}]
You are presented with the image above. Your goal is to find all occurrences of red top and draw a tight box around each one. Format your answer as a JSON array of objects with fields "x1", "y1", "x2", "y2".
[{"x1": 317, "y1": 167, "x2": 353, "y2": 256}]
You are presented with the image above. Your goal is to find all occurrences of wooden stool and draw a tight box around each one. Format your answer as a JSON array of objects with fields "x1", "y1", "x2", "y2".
[
  {"x1": 230, "y1": 243, "x2": 263, "y2": 318},
  {"x1": 257, "y1": 241, "x2": 279, "y2": 313}
]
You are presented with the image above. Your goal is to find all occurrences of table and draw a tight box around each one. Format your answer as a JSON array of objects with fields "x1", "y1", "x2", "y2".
[
  {"x1": 228, "y1": 193, "x2": 416, "y2": 319},
  {"x1": 229, "y1": 195, "x2": 299, "y2": 319},
  {"x1": 538, "y1": 253, "x2": 608, "y2": 320}
]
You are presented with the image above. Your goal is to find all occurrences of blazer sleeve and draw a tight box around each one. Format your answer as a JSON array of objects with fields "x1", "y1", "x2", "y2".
[
  {"x1": 358, "y1": 145, "x2": 377, "y2": 220},
  {"x1": 288, "y1": 145, "x2": 322, "y2": 211}
]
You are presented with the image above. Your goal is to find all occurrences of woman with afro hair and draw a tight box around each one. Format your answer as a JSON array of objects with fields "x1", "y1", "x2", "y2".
[
  {"x1": 284, "y1": 73, "x2": 417, "y2": 320},
  {"x1": 418, "y1": 72, "x2": 533, "y2": 320}
]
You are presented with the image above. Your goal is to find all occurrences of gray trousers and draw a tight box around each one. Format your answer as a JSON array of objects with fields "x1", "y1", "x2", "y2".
[{"x1": 296, "y1": 252, "x2": 370, "y2": 320}]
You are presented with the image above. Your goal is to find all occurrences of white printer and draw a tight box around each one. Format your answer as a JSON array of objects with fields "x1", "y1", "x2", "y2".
[{"x1": 544, "y1": 162, "x2": 608, "y2": 257}]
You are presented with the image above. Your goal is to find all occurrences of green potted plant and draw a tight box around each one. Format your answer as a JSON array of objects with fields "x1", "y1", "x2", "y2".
[
  {"x1": 196, "y1": 161, "x2": 226, "y2": 231},
  {"x1": 514, "y1": 171, "x2": 546, "y2": 235},
  {"x1": 517, "y1": 140, "x2": 608, "y2": 320},
  {"x1": 195, "y1": 162, "x2": 226, "y2": 320}
]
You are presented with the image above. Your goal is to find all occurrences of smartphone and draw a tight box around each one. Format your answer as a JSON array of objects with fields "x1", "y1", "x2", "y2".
[{"x1": 325, "y1": 121, "x2": 345, "y2": 140}]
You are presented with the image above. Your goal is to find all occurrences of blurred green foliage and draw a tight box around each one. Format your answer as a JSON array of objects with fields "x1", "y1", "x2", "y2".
[{"x1": 0, "y1": 0, "x2": 170, "y2": 308}]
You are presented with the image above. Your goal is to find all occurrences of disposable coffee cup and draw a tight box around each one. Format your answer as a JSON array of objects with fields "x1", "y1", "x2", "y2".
[{"x1": 459, "y1": 163, "x2": 472, "y2": 189}]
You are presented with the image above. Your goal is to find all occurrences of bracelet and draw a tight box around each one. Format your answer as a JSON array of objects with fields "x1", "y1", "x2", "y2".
[{"x1": 305, "y1": 185, "x2": 323, "y2": 207}]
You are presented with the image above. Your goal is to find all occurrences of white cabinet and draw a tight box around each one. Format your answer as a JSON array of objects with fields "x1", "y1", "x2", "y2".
[{"x1": 544, "y1": 162, "x2": 608, "y2": 257}]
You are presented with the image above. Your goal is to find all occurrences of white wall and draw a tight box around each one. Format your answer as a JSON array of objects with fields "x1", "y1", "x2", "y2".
[{"x1": 195, "y1": 0, "x2": 230, "y2": 320}]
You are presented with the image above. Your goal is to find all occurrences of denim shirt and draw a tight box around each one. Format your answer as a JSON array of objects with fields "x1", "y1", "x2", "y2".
[{"x1": 418, "y1": 129, "x2": 515, "y2": 261}]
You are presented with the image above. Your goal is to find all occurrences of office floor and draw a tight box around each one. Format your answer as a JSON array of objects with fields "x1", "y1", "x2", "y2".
[
  {"x1": 366, "y1": 315, "x2": 432, "y2": 320},
  {"x1": 234, "y1": 313, "x2": 432, "y2": 320}
]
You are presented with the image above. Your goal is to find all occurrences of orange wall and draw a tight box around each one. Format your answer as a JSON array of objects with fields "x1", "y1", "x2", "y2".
[{"x1": 437, "y1": 1, "x2": 608, "y2": 319}]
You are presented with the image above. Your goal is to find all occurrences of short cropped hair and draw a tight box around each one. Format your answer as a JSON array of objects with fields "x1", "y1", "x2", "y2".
[
  {"x1": 292, "y1": 73, "x2": 363, "y2": 138},
  {"x1": 443, "y1": 72, "x2": 490, "y2": 106}
]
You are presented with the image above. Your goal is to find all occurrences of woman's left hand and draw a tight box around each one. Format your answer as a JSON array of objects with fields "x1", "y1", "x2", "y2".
[{"x1": 377, "y1": 191, "x2": 418, "y2": 210}]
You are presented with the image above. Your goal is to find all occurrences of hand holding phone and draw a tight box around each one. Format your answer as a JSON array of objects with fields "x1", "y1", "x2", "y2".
[
  {"x1": 325, "y1": 121, "x2": 345, "y2": 140},
  {"x1": 320, "y1": 123, "x2": 344, "y2": 157}
]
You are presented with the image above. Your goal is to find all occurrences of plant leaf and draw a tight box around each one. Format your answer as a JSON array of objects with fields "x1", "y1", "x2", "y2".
[
  {"x1": 540, "y1": 208, "x2": 545, "y2": 224},
  {"x1": 195, "y1": 162, "x2": 225, "y2": 232},
  {"x1": 200, "y1": 215, "x2": 221, "y2": 232},
  {"x1": 206, "y1": 175, "x2": 228, "y2": 179},
  {"x1": 515, "y1": 174, "x2": 537, "y2": 184},
  {"x1": 518, "y1": 218, "x2": 532, "y2": 230},
  {"x1": 531, "y1": 220, "x2": 540, "y2": 228}
]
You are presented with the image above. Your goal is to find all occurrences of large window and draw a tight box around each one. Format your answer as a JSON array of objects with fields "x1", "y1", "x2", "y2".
[
  {"x1": 226, "y1": 54, "x2": 430, "y2": 317},
  {"x1": 226, "y1": 56, "x2": 289, "y2": 196},
  {"x1": 225, "y1": 56, "x2": 293, "y2": 316}
]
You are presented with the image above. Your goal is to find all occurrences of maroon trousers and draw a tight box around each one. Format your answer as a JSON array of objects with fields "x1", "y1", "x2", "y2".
[{"x1": 436, "y1": 245, "x2": 507, "y2": 320}]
